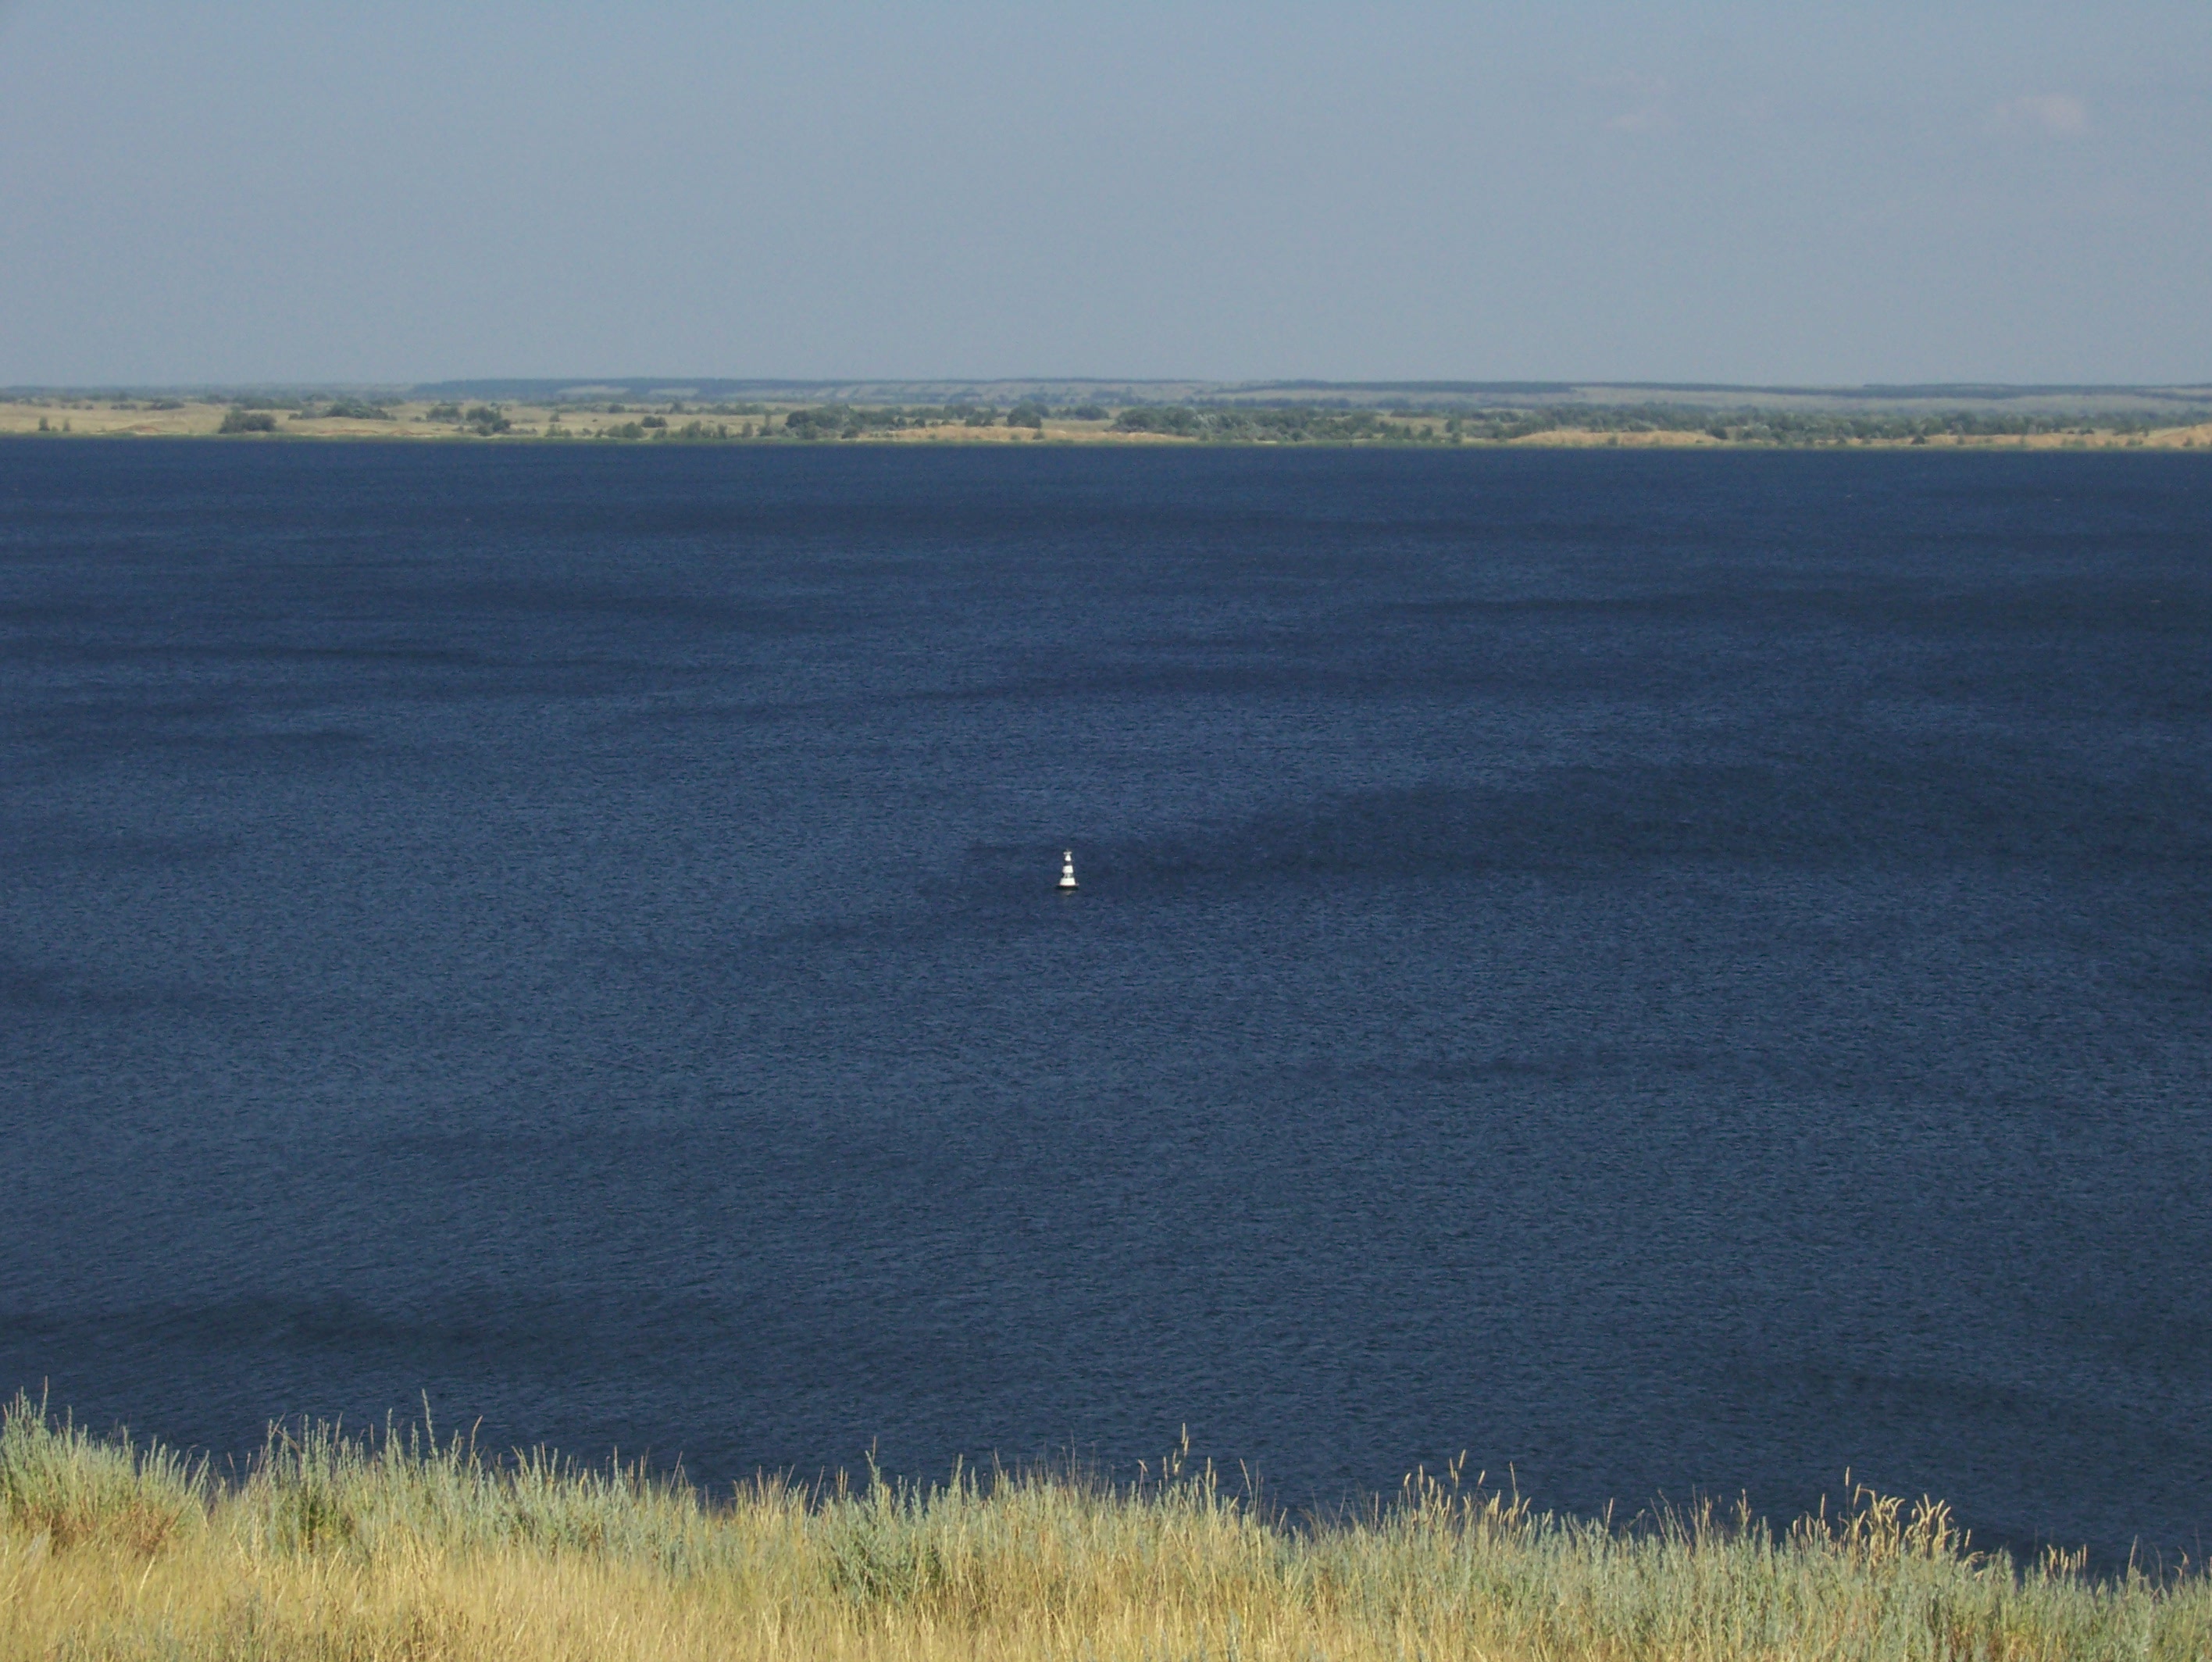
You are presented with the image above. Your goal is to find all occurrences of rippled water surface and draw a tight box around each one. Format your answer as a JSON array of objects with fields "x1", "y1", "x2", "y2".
[{"x1": 3, "y1": 441, "x2": 2207, "y2": 1557}]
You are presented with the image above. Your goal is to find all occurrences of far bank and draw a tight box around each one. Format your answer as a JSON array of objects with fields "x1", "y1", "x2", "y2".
[{"x1": 5, "y1": 393, "x2": 2210, "y2": 451}]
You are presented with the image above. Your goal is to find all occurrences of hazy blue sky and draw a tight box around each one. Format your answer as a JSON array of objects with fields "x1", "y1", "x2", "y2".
[{"x1": 2, "y1": 2, "x2": 2207, "y2": 385}]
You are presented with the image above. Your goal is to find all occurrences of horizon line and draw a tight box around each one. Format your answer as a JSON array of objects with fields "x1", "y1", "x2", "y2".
[{"x1": 9, "y1": 376, "x2": 2212, "y2": 404}]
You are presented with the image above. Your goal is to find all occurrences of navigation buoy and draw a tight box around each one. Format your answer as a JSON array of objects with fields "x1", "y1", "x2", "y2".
[{"x1": 1058, "y1": 850, "x2": 1078, "y2": 891}]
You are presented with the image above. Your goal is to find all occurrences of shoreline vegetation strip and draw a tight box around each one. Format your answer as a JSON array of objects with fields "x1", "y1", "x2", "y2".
[
  {"x1": 4, "y1": 394, "x2": 2210, "y2": 449},
  {"x1": 3, "y1": 1396, "x2": 2207, "y2": 1660}
]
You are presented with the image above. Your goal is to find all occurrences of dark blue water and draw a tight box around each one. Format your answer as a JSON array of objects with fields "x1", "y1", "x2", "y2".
[{"x1": 3, "y1": 441, "x2": 2208, "y2": 1558}]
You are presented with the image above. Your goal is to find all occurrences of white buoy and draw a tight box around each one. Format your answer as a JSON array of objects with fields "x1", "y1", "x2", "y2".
[{"x1": 1058, "y1": 850, "x2": 1078, "y2": 890}]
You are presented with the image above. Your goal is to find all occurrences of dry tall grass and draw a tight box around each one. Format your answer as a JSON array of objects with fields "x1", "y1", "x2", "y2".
[{"x1": 2, "y1": 1393, "x2": 2203, "y2": 1660}]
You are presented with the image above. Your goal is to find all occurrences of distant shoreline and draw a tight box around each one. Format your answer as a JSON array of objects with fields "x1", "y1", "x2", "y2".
[{"x1": 5, "y1": 394, "x2": 2207, "y2": 451}]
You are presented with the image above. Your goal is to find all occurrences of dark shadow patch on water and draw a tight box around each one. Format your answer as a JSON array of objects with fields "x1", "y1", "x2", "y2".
[
  {"x1": 1029, "y1": 764, "x2": 2212, "y2": 890},
  {"x1": 0, "y1": 822, "x2": 235, "y2": 869},
  {"x1": 0, "y1": 954, "x2": 243, "y2": 1015},
  {"x1": 415, "y1": 581, "x2": 856, "y2": 635},
  {"x1": 1719, "y1": 1354, "x2": 2212, "y2": 1571},
  {"x1": 9, "y1": 722, "x2": 375, "y2": 762},
  {"x1": 1387, "y1": 580, "x2": 2212, "y2": 639}
]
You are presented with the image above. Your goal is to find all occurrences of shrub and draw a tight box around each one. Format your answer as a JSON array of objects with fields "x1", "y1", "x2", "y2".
[
  {"x1": 298, "y1": 398, "x2": 392, "y2": 421},
  {"x1": 219, "y1": 409, "x2": 278, "y2": 433},
  {"x1": 1114, "y1": 405, "x2": 1204, "y2": 436},
  {"x1": 784, "y1": 405, "x2": 853, "y2": 439},
  {"x1": 0, "y1": 1391, "x2": 205, "y2": 1552}
]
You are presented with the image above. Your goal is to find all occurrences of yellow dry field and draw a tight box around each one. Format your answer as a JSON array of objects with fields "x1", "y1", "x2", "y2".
[
  {"x1": 0, "y1": 1532, "x2": 1667, "y2": 1662},
  {"x1": 1507, "y1": 426, "x2": 1721, "y2": 447},
  {"x1": 883, "y1": 421, "x2": 1173, "y2": 443},
  {"x1": 12, "y1": 1537, "x2": 1432, "y2": 1662},
  {"x1": 0, "y1": 400, "x2": 234, "y2": 437},
  {"x1": 11, "y1": 1486, "x2": 2209, "y2": 1662},
  {"x1": 0, "y1": 400, "x2": 478, "y2": 438}
]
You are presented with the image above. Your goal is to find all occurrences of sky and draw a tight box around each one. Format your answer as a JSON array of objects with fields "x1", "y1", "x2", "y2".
[{"x1": 2, "y1": 2, "x2": 2207, "y2": 387}]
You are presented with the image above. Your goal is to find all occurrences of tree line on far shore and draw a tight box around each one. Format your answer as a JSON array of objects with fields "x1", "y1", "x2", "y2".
[
  {"x1": 179, "y1": 395, "x2": 2211, "y2": 445},
  {"x1": 1110, "y1": 401, "x2": 2210, "y2": 445},
  {"x1": 569, "y1": 399, "x2": 2210, "y2": 446}
]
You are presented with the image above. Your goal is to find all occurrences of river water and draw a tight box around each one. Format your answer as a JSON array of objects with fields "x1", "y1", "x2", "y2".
[{"x1": 2, "y1": 440, "x2": 2207, "y2": 1558}]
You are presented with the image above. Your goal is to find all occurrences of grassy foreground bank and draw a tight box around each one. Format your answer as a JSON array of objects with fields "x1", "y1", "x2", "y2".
[{"x1": 2, "y1": 1396, "x2": 2203, "y2": 1661}]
